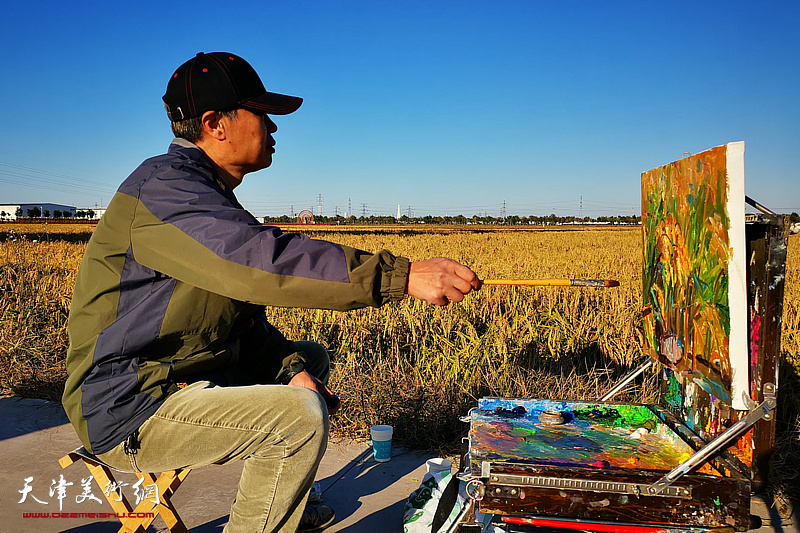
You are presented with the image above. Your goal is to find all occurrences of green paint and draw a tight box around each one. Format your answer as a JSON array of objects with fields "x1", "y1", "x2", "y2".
[
  {"x1": 664, "y1": 371, "x2": 682, "y2": 411},
  {"x1": 509, "y1": 427, "x2": 537, "y2": 439},
  {"x1": 571, "y1": 404, "x2": 657, "y2": 430}
]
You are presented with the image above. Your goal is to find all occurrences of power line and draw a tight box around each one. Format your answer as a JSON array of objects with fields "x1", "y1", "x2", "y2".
[{"x1": 0, "y1": 161, "x2": 117, "y2": 203}]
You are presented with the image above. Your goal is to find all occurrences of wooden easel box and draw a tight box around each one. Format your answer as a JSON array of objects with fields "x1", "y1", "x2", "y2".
[
  {"x1": 467, "y1": 213, "x2": 791, "y2": 531},
  {"x1": 470, "y1": 397, "x2": 750, "y2": 529}
]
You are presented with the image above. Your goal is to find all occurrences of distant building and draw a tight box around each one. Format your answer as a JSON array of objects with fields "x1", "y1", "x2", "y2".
[
  {"x1": 0, "y1": 203, "x2": 77, "y2": 220},
  {"x1": 80, "y1": 207, "x2": 107, "y2": 220},
  {"x1": 0, "y1": 203, "x2": 109, "y2": 220}
]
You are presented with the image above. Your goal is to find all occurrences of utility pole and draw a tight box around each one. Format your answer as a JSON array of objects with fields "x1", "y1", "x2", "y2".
[{"x1": 361, "y1": 203, "x2": 367, "y2": 217}]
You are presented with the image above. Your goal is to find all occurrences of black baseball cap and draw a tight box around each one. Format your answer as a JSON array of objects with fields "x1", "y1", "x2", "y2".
[{"x1": 163, "y1": 52, "x2": 302, "y2": 122}]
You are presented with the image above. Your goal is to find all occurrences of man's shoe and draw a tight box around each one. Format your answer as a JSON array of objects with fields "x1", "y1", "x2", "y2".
[{"x1": 297, "y1": 504, "x2": 335, "y2": 532}]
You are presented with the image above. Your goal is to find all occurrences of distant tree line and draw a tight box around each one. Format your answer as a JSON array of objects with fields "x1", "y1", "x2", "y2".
[
  {"x1": 264, "y1": 211, "x2": 800, "y2": 226},
  {"x1": 262, "y1": 213, "x2": 644, "y2": 226},
  {"x1": 0, "y1": 208, "x2": 96, "y2": 219}
]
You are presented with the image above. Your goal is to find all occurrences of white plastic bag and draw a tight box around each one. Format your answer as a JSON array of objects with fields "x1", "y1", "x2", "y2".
[{"x1": 403, "y1": 471, "x2": 464, "y2": 532}]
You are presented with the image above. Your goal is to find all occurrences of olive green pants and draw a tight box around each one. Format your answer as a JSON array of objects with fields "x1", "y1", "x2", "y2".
[{"x1": 98, "y1": 341, "x2": 331, "y2": 533}]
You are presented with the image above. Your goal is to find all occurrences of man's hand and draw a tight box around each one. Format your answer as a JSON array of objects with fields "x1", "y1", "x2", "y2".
[
  {"x1": 406, "y1": 257, "x2": 482, "y2": 306},
  {"x1": 288, "y1": 371, "x2": 340, "y2": 415}
]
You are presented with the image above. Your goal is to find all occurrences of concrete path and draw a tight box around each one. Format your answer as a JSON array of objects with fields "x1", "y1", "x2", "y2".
[{"x1": 0, "y1": 396, "x2": 796, "y2": 532}]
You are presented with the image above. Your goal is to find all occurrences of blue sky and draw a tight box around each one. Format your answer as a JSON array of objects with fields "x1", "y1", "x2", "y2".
[{"x1": 1, "y1": 0, "x2": 797, "y2": 218}]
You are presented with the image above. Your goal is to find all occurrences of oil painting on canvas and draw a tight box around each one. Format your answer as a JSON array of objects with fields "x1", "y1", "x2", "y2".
[{"x1": 641, "y1": 142, "x2": 747, "y2": 410}]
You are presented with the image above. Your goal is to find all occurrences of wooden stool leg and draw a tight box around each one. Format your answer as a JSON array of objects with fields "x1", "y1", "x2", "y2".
[
  {"x1": 128, "y1": 470, "x2": 191, "y2": 533},
  {"x1": 156, "y1": 470, "x2": 191, "y2": 533}
]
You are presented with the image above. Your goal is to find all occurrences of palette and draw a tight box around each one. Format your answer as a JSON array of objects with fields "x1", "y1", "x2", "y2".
[{"x1": 469, "y1": 398, "x2": 714, "y2": 474}]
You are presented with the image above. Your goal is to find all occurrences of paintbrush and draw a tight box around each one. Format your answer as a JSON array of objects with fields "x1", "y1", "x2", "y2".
[{"x1": 483, "y1": 278, "x2": 620, "y2": 288}]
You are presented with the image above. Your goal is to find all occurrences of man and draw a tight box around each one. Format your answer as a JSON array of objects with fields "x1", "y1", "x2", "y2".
[{"x1": 62, "y1": 52, "x2": 481, "y2": 532}]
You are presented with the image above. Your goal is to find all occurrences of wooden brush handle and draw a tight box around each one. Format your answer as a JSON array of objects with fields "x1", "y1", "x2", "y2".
[{"x1": 483, "y1": 279, "x2": 620, "y2": 288}]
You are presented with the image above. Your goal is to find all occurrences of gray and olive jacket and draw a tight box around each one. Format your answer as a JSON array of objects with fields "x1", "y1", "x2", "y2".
[{"x1": 62, "y1": 138, "x2": 410, "y2": 455}]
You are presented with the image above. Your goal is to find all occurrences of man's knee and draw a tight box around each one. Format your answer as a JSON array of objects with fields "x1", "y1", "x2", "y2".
[
  {"x1": 265, "y1": 386, "x2": 329, "y2": 457},
  {"x1": 295, "y1": 386, "x2": 328, "y2": 425}
]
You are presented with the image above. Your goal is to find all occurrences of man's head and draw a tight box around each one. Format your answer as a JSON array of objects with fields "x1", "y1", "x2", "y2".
[{"x1": 163, "y1": 52, "x2": 302, "y2": 187}]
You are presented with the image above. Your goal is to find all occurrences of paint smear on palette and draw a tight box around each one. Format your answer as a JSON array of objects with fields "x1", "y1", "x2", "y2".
[
  {"x1": 470, "y1": 398, "x2": 719, "y2": 475},
  {"x1": 641, "y1": 142, "x2": 748, "y2": 411}
]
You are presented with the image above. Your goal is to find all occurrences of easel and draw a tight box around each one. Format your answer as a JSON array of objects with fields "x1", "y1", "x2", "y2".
[{"x1": 447, "y1": 180, "x2": 791, "y2": 533}]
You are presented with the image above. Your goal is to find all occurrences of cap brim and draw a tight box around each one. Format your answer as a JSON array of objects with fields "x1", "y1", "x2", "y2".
[{"x1": 242, "y1": 91, "x2": 303, "y2": 115}]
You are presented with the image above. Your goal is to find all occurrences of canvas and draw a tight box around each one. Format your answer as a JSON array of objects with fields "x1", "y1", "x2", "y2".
[{"x1": 641, "y1": 142, "x2": 748, "y2": 411}]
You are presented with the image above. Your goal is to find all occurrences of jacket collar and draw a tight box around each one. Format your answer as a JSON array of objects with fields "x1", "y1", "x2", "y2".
[
  {"x1": 169, "y1": 137, "x2": 211, "y2": 164},
  {"x1": 168, "y1": 138, "x2": 235, "y2": 194}
]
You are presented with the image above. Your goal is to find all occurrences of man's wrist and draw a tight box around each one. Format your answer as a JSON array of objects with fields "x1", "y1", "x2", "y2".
[{"x1": 280, "y1": 362, "x2": 305, "y2": 385}]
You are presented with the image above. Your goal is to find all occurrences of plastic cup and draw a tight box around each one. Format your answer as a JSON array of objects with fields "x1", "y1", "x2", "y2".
[
  {"x1": 426, "y1": 457, "x2": 453, "y2": 473},
  {"x1": 370, "y1": 425, "x2": 393, "y2": 462}
]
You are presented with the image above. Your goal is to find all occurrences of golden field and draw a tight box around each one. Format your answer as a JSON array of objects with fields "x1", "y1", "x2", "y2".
[{"x1": 2, "y1": 222, "x2": 799, "y2": 497}]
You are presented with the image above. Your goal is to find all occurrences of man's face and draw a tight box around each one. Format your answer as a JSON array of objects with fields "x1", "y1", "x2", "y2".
[{"x1": 221, "y1": 109, "x2": 278, "y2": 175}]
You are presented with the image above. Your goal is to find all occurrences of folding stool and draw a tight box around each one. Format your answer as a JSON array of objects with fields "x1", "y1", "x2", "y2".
[{"x1": 60, "y1": 447, "x2": 191, "y2": 533}]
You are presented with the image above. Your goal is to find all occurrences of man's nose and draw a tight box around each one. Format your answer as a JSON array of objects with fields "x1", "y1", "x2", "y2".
[{"x1": 264, "y1": 115, "x2": 277, "y2": 133}]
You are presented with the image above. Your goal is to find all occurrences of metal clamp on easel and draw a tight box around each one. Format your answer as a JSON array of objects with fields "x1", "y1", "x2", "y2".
[{"x1": 648, "y1": 382, "x2": 777, "y2": 496}]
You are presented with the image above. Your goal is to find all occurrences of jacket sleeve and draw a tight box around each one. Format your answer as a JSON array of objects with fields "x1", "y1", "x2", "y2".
[{"x1": 125, "y1": 162, "x2": 409, "y2": 311}]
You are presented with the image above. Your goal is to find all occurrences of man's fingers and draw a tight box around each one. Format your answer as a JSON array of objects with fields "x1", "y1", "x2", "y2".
[
  {"x1": 323, "y1": 392, "x2": 340, "y2": 414},
  {"x1": 452, "y1": 275, "x2": 476, "y2": 295},
  {"x1": 454, "y1": 262, "x2": 482, "y2": 288},
  {"x1": 445, "y1": 262, "x2": 480, "y2": 302},
  {"x1": 444, "y1": 286, "x2": 466, "y2": 304}
]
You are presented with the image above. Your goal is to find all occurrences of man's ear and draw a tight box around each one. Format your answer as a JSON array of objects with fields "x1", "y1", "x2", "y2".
[{"x1": 201, "y1": 111, "x2": 226, "y2": 140}]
